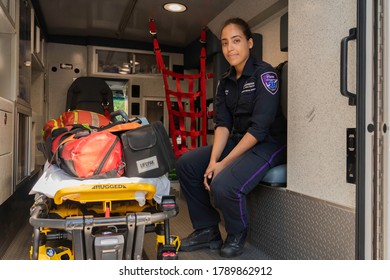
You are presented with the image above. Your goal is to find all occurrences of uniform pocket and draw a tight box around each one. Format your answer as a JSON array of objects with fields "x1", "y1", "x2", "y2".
[{"x1": 236, "y1": 93, "x2": 256, "y2": 114}]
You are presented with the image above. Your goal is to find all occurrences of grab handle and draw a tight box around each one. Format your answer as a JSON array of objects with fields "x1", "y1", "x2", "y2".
[
  {"x1": 340, "y1": 28, "x2": 357, "y2": 106},
  {"x1": 110, "y1": 110, "x2": 129, "y2": 122}
]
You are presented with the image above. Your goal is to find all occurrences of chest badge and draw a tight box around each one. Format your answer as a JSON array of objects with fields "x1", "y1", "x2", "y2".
[{"x1": 261, "y1": 72, "x2": 279, "y2": 95}]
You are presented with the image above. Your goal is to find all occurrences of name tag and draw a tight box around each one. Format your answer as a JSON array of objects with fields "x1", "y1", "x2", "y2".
[{"x1": 136, "y1": 156, "x2": 159, "y2": 173}]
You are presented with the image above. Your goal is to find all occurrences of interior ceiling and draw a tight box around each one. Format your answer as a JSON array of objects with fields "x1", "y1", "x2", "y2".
[{"x1": 32, "y1": 0, "x2": 235, "y2": 48}]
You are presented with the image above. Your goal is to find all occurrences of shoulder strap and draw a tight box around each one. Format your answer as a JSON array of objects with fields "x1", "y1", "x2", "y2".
[
  {"x1": 98, "y1": 121, "x2": 142, "y2": 134},
  {"x1": 48, "y1": 126, "x2": 92, "y2": 164}
]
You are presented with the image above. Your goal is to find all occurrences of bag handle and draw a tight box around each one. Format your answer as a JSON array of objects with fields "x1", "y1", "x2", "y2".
[
  {"x1": 49, "y1": 128, "x2": 91, "y2": 165},
  {"x1": 94, "y1": 136, "x2": 121, "y2": 176}
]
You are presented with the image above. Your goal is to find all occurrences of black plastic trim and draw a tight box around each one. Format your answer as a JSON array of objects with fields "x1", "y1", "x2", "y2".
[{"x1": 356, "y1": 0, "x2": 366, "y2": 260}]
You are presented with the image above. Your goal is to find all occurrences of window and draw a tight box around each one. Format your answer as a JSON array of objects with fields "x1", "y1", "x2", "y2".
[
  {"x1": 93, "y1": 47, "x2": 169, "y2": 76},
  {"x1": 105, "y1": 79, "x2": 128, "y2": 114}
]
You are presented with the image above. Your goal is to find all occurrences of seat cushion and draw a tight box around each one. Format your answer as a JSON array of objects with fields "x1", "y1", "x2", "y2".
[{"x1": 260, "y1": 164, "x2": 287, "y2": 187}]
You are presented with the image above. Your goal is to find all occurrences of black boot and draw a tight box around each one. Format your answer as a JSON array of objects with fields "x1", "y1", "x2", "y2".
[
  {"x1": 180, "y1": 226, "x2": 223, "y2": 252},
  {"x1": 220, "y1": 229, "x2": 247, "y2": 258}
]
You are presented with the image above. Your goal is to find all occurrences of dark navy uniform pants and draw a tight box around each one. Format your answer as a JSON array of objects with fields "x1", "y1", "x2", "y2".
[{"x1": 176, "y1": 138, "x2": 287, "y2": 234}]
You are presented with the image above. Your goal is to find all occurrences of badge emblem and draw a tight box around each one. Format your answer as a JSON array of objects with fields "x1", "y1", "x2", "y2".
[
  {"x1": 46, "y1": 248, "x2": 55, "y2": 257},
  {"x1": 261, "y1": 72, "x2": 279, "y2": 95}
]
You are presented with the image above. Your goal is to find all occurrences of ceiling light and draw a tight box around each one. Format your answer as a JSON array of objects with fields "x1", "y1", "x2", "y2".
[{"x1": 163, "y1": 3, "x2": 187, "y2": 13}]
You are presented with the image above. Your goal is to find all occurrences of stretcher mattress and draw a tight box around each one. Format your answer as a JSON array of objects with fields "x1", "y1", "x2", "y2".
[{"x1": 30, "y1": 162, "x2": 170, "y2": 206}]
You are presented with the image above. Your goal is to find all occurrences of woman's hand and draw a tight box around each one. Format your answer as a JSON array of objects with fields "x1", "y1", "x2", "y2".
[
  {"x1": 203, "y1": 162, "x2": 216, "y2": 191},
  {"x1": 204, "y1": 132, "x2": 259, "y2": 191},
  {"x1": 203, "y1": 161, "x2": 226, "y2": 191}
]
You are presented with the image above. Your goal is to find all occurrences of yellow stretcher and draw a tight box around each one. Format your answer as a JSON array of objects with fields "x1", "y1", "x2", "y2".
[{"x1": 29, "y1": 165, "x2": 180, "y2": 260}]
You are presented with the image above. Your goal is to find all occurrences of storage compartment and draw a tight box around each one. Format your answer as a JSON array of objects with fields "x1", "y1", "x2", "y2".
[
  {"x1": 0, "y1": 98, "x2": 13, "y2": 204},
  {"x1": 0, "y1": 152, "x2": 13, "y2": 204},
  {"x1": 0, "y1": 97, "x2": 13, "y2": 156}
]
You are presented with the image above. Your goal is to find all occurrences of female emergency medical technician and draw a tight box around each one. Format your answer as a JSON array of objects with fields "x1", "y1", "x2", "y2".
[{"x1": 176, "y1": 17, "x2": 287, "y2": 258}]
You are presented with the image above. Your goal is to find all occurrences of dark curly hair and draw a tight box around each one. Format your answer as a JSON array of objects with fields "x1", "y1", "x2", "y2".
[{"x1": 220, "y1": 17, "x2": 253, "y2": 40}]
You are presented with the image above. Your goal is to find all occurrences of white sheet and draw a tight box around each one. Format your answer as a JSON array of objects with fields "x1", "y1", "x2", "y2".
[{"x1": 30, "y1": 162, "x2": 171, "y2": 206}]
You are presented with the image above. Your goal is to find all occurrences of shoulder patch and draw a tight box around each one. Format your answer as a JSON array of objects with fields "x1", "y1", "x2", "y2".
[{"x1": 260, "y1": 72, "x2": 279, "y2": 95}]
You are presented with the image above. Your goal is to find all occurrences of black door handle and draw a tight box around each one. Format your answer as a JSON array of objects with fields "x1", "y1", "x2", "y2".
[{"x1": 340, "y1": 27, "x2": 357, "y2": 106}]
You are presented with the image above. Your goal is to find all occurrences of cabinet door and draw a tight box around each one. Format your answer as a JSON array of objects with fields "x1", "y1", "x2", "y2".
[
  {"x1": 0, "y1": 98, "x2": 13, "y2": 205},
  {"x1": 0, "y1": 153, "x2": 12, "y2": 205},
  {"x1": 0, "y1": 108, "x2": 12, "y2": 156}
]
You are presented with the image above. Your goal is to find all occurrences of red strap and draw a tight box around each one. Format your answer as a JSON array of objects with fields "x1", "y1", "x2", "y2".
[
  {"x1": 103, "y1": 104, "x2": 110, "y2": 120},
  {"x1": 149, "y1": 20, "x2": 165, "y2": 71},
  {"x1": 200, "y1": 28, "x2": 206, "y2": 43},
  {"x1": 149, "y1": 19, "x2": 157, "y2": 35}
]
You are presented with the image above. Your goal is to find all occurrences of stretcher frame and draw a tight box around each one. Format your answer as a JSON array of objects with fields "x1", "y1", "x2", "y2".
[{"x1": 29, "y1": 182, "x2": 180, "y2": 260}]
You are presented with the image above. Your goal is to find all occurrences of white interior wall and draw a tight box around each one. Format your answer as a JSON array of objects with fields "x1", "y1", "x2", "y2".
[
  {"x1": 46, "y1": 43, "x2": 87, "y2": 120},
  {"x1": 288, "y1": 0, "x2": 356, "y2": 208},
  {"x1": 252, "y1": 15, "x2": 288, "y2": 67}
]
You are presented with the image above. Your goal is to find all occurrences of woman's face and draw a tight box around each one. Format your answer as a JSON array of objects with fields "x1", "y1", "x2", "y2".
[{"x1": 221, "y1": 23, "x2": 253, "y2": 72}]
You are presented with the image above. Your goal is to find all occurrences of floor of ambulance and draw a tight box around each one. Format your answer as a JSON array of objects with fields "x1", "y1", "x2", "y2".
[{"x1": 0, "y1": 172, "x2": 270, "y2": 260}]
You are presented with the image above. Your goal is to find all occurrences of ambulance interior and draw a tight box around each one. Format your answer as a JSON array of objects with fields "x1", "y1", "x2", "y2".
[{"x1": 0, "y1": 0, "x2": 368, "y2": 260}]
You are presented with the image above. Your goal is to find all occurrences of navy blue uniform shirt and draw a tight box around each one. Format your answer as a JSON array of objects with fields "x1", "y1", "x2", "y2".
[{"x1": 214, "y1": 56, "x2": 286, "y2": 145}]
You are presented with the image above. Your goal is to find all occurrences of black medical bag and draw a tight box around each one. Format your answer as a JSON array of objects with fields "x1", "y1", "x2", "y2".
[{"x1": 120, "y1": 121, "x2": 175, "y2": 178}]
